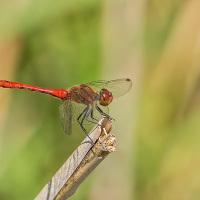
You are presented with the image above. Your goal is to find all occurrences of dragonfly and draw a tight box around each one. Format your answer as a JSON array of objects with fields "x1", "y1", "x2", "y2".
[{"x1": 0, "y1": 78, "x2": 132, "y2": 136}]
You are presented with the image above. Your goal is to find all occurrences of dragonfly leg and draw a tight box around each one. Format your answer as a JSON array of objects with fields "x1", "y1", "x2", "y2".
[
  {"x1": 95, "y1": 104, "x2": 114, "y2": 121},
  {"x1": 77, "y1": 106, "x2": 88, "y2": 123},
  {"x1": 77, "y1": 106, "x2": 88, "y2": 133},
  {"x1": 77, "y1": 106, "x2": 93, "y2": 143},
  {"x1": 86, "y1": 108, "x2": 104, "y2": 128},
  {"x1": 85, "y1": 108, "x2": 99, "y2": 124},
  {"x1": 90, "y1": 109, "x2": 99, "y2": 122}
]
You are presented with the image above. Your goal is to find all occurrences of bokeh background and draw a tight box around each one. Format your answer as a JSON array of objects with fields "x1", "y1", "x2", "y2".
[{"x1": 0, "y1": 0, "x2": 200, "y2": 199}]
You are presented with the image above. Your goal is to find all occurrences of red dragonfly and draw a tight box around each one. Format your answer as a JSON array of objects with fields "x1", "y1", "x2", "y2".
[{"x1": 0, "y1": 78, "x2": 132, "y2": 135}]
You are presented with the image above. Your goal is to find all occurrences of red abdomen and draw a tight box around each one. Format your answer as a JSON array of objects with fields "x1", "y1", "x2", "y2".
[{"x1": 0, "y1": 80, "x2": 68, "y2": 100}]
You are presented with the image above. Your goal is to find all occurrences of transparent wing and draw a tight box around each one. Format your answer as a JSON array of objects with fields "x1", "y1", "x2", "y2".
[
  {"x1": 59, "y1": 100, "x2": 109, "y2": 134},
  {"x1": 59, "y1": 100, "x2": 72, "y2": 135},
  {"x1": 87, "y1": 78, "x2": 132, "y2": 99},
  {"x1": 60, "y1": 100, "x2": 88, "y2": 134}
]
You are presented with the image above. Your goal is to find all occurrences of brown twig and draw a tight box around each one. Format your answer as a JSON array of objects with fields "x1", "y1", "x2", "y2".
[{"x1": 34, "y1": 117, "x2": 116, "y2": 200}]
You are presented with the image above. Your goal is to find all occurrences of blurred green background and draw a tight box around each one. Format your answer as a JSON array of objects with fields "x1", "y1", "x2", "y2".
[{"x1": 1, "y1": 0, "x2": 200, "y2": 199}]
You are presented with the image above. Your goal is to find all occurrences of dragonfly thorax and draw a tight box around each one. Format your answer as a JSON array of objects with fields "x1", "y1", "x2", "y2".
[{"x1": 69, "y1": 84, "x2": 100, "y2": 105}]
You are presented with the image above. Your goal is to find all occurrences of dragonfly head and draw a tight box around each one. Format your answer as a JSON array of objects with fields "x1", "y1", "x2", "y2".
[{"x1": 99, "y1": 88, "x2": 113, "y2": 106}]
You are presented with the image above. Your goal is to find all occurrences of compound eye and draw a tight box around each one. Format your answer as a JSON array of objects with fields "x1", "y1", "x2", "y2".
[{"x1": 100, "y1": 89, "x2": 113, "y2": 106}]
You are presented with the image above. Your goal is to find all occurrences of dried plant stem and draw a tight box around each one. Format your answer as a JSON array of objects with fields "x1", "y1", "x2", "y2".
[{"x1": 34, "y1": 117, "x2": 116, "y2": 200}]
